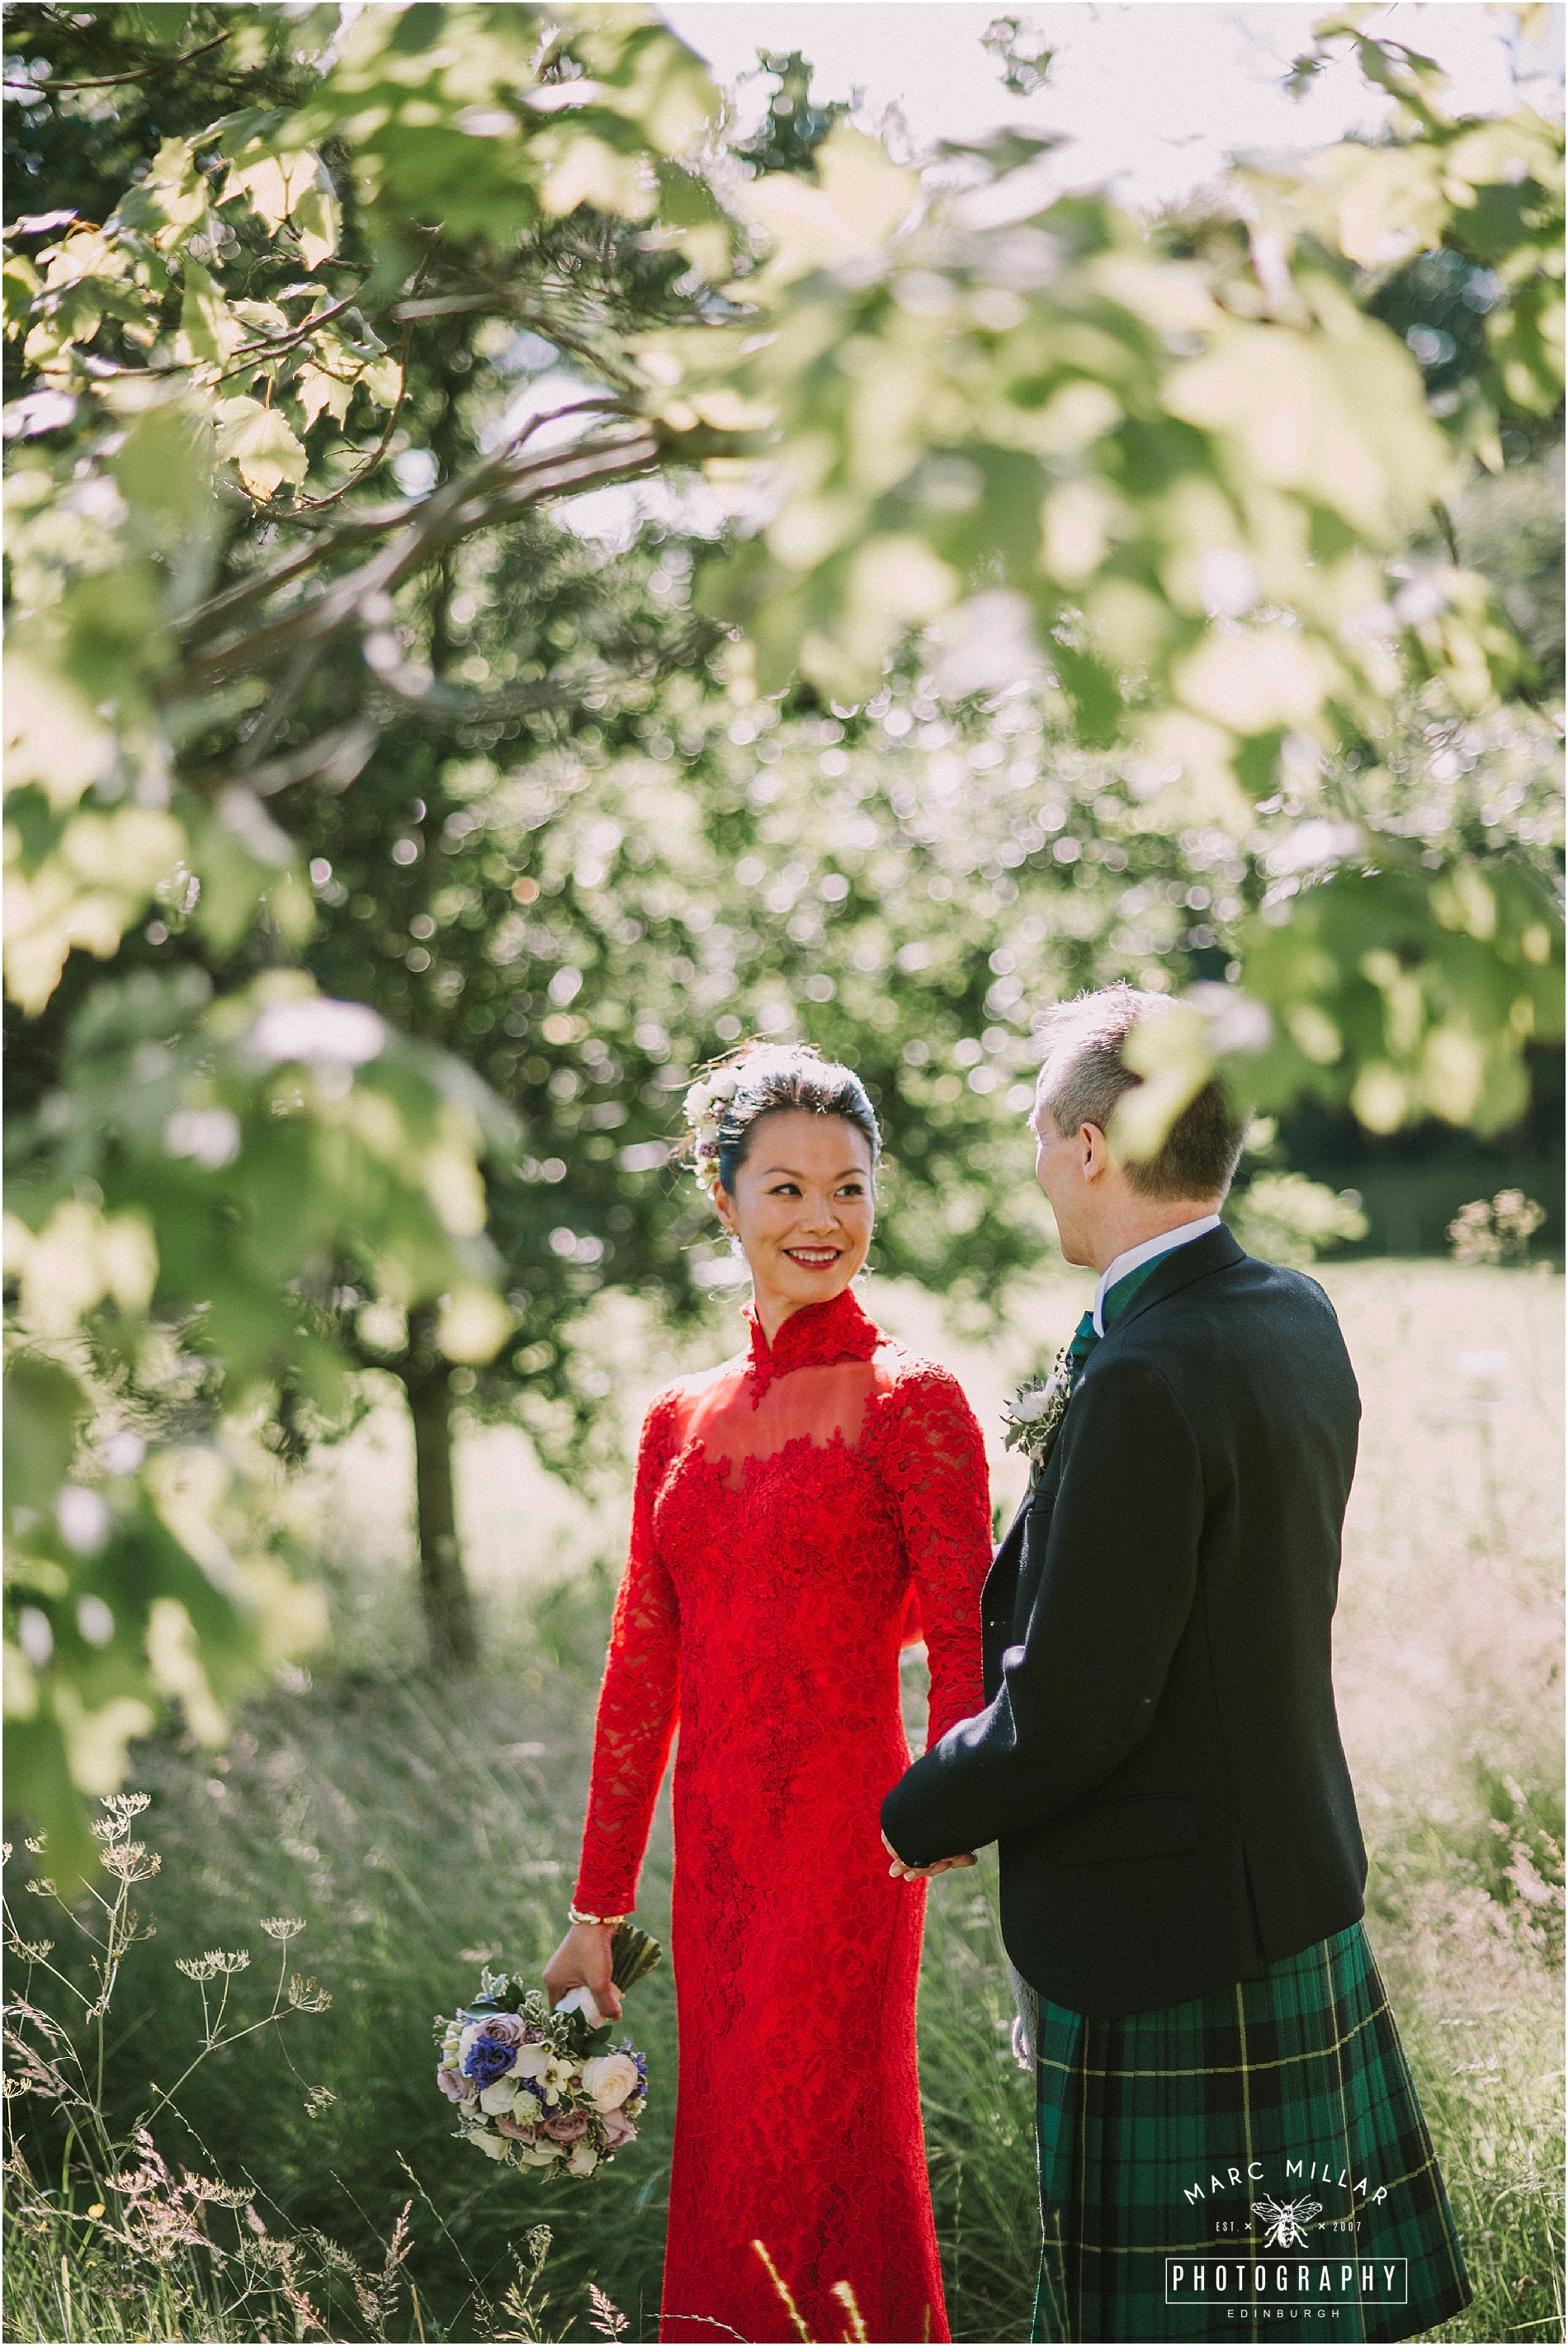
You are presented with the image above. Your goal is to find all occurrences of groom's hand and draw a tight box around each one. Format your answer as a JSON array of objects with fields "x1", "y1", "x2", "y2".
[{"x1": 881, "y1": 1829, "x2": 977, "y2": 1881}]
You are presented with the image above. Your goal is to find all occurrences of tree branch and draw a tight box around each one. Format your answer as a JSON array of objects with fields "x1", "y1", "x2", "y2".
[
  {"x1": 1431, "y1": 499, "x2": 1462, "y2": 566},
  {"x1": 235, "y1": 640, "x2": 333, "y2": 772},
  {"x1": 172, "y1": 515, "x2": 390, "y2": 649},
  {"x1": 215, "y1": 292, "x2": 365, "y2": 378},
  {"x1": 158, "y1": 425, "x2": 664, "y2": 706},
  {"x1": 174, "y1": 401, "x2": 627, "y2": 651},
  {"x1": 180, "y1": 621, "x2": 724, "y2": 795},
  {"x1": 25, "y1": 31, "x2": 232, "y2": 92},
  {"x1": 215, "y1": 719, "x2": 379, "y2": 799},
  {"x1": 293, "y1": 326, "x2": 413, "y2": 514}
]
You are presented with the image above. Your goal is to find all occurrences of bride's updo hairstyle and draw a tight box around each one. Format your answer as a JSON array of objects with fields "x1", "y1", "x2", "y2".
[{"x1": 682, "y1": 1043, "x2": 881, "y2": 1197}]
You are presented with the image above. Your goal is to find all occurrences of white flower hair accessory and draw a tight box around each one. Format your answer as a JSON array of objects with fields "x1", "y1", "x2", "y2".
[{"x1": 682, "y1": 1062, "x2": 745, "y2": 1190}]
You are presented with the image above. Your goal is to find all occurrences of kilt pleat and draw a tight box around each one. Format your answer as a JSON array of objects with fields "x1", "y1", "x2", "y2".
[{"x1": 1027, "y1": 1923, "x2": 1471, "y2": 2344}]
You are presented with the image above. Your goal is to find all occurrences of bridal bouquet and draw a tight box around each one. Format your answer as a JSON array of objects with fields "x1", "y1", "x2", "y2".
[{"x1": 435, "y1": 1924, "x2": 660, "y2": 2178}]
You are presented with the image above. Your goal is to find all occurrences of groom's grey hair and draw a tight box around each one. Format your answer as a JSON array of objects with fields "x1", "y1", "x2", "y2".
[{"x1": 1031, "y1": 984, "x2": 1246, "y2": 1201}]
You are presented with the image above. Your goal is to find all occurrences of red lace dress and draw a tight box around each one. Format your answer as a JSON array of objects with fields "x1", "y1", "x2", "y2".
[{"x1": 573, "y1": 1286, "x2": 993, "y2": 2345}]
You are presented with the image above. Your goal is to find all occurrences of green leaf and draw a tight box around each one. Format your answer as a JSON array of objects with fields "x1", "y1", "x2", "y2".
[
  {"x1": 575, "y1": 15, "x2": 719, "y2": 157},
  {"x1": 2, "y1": 250, "x2": 41, "y2": 336},
  {"x1": 112, "y1": 135, "x2": 210, "y2": 247},
  {"x1": 743, "y1": 125, "x2": 916, "y2": 289},
  {"x1": 1, "y1": 1715, "x2": 100, "y2": 1896},
  {"x1": 359, "y1": 354, "x2": 404, "y2": 407},
  {"x1": 295, "y1": 362, "x2": 356, "y2": 431},
  {"x1": 222, "y1": 149, "x2": 340, "y2": 271},
  {"x1": 214, "y1": 395, "x2": 308, "y2": 500},
  {"x1": 114, "y1": 400, "x2": 215, "y2": 526},
  {"x1": 184, "y1": 795, "x2": 289, "y2": 954},
  {"x1": 175, "y1": 257, "x2": 244, "y2": 366},
  {"x1": 2, "y1": 1357, "x2": 88, "y2": 1516},
  {"x1": 536, "y1": 122, "x2": 655, "y2": 223},
  {"x1": 645, "y1": 160, "x2": 733, "y2": 281},
  {"x1": 1234, "y1": 858, "x2": 1564, "y2": 1136}
]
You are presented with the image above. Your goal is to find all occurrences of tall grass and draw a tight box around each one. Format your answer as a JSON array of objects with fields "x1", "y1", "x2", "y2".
[
  {"x1": 2, "y1": 1796, "x2": 430, "y2": 2344},
  {"x1": 3, "y1": 1265, "x2": 1561, "y2": 2343},
  {"x1": 4, "y1": 1626, "x2": 675, "y2": 2344}
]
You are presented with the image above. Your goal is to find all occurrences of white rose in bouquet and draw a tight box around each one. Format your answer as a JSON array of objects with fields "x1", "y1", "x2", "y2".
[{"x1": 583, "y1": 2051, "x2": 641, "y2": 2112}]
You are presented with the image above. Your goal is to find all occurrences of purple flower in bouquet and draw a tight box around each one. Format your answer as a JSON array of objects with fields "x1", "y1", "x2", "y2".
[
  {"x1": 543, "y1": 2110, "x2": 592, "y2": 2143},
  {"x1": 465, "y1": 2029, "x2": 523, "y2": 2089},
  {"x1": 476, "y1": 2013, "x2": 528, "y2": 2044},
  {"x1": 437, "y1": 2065, "x2": 476, "y2": 2104},
  {"x1": 601, "y1": 2105, "x2": 639, "y2": 2148},
  {"x1": 494, "y1": 2112, "x2": 538, "y2": 2142}
]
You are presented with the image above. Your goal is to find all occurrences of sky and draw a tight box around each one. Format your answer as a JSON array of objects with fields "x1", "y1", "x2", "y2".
[{"x1": 660, "y1": 2, "x2": 1566, "y2": 211}]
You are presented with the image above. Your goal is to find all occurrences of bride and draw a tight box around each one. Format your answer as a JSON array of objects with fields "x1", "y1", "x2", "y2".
[{"x1": 545, "y1": 1042, "x2": 994, "y2": 2344}]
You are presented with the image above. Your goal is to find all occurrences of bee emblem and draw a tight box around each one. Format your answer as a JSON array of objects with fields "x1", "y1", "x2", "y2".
[{"x1": 1251, "y1": 2196, "x2": 1323, "y2": 2250}]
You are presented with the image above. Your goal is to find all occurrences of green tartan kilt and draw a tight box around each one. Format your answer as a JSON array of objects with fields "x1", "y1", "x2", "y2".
[{"x1": 1026, "y1": 1923, "x2": 1471, "y2": 2345}]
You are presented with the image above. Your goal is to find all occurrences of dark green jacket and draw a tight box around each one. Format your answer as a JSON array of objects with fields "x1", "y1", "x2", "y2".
[{"x1": 881, "y1": 1226, "x2": 1367, "y2": 2018}]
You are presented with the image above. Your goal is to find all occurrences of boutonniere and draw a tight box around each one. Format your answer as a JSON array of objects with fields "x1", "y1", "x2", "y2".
[{"x1": 1001, "y1": 1348, "x2": 1074, "y2": 1470}]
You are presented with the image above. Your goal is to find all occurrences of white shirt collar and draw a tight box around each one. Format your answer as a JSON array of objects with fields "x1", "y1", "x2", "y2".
[{"x1": 1092, "y1": 1214, "x2": 1223, "y2": 1337}]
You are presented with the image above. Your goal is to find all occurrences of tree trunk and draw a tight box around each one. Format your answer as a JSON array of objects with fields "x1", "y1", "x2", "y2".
[{"x1": 404, "y1": 1368, "x2": 478, "y2": 1671}]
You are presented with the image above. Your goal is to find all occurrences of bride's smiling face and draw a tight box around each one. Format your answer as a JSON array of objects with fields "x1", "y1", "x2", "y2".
[{"x1": 712, "y1": 1110, "x2": 876, "y2": 1320}]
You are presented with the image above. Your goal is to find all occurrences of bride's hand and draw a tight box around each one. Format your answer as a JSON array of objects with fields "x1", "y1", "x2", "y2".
[
  {"x1": 881, "y1": 1831, "x2": 978, "y2": 1881},
  {"x1": 543, "y1": 1920, "x2": 623, "y2": 2019}
]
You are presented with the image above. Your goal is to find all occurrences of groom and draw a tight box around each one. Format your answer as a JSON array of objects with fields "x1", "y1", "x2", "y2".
[{"x1": 881, "y1": 984, "x2": 1471, "y2": 2344}]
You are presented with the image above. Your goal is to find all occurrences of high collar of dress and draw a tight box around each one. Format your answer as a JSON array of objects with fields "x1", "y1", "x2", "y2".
[{"x1": 744, "y1": 1286, "x2": 880, "y2": 1404}]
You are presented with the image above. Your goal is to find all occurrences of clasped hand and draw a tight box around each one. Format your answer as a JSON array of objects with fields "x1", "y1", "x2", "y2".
[
  {"x1": 881, "y1": 1831, "x2": 977, "y2": 1881},
  {"x1": 542, "y1": 1919, "x2": 624, "y2": 2020}
]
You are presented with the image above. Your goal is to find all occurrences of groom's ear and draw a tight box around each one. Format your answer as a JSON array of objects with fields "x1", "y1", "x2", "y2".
[{"x1": 1080, "y1": 1122, "x2": 1113, "y2": 1182}]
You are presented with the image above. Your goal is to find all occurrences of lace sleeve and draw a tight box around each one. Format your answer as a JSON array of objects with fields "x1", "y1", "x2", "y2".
[
  {"x1": 871, "y1": 1362, "x2": 991, "y2": 1747},
  {"x1": 572, "y1": 1392, "x2": 682, "y2": 1916}
]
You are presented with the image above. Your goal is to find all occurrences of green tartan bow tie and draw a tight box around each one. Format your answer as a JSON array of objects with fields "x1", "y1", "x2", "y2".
[
  {"x1": 1065, "y1": 1307, "x2": 1099, "y2": 1381},
  {"x1": 1019, "y1": 1257, "x2": 1170, "y2": 1483},
  {"x1": 1065, "y1": 1255, "x2": 1162, "y2": 1390}
]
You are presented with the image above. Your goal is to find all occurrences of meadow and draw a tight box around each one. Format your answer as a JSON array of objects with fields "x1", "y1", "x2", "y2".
[{"x1": 4, "y1": 1262, "x2": 1562, "y2": 2345}]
